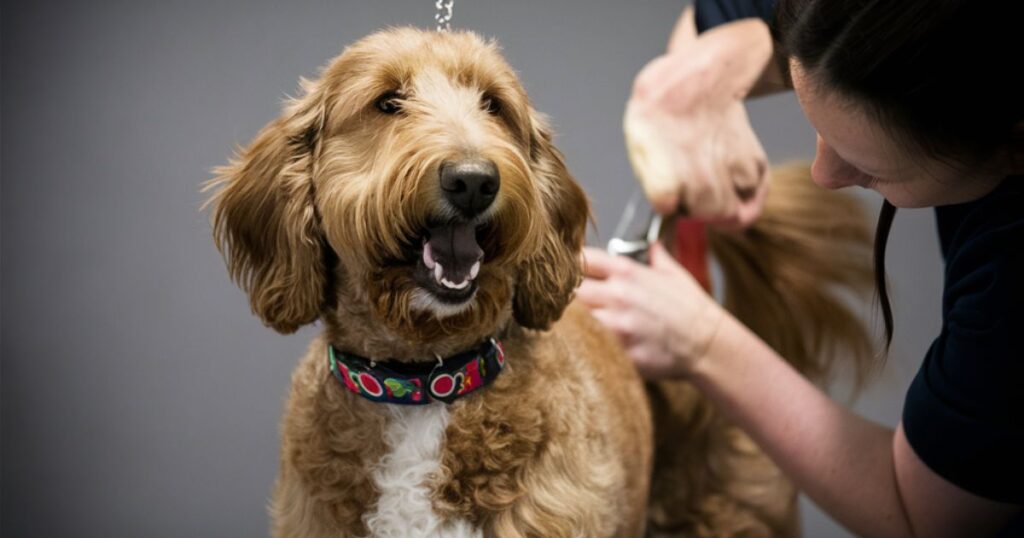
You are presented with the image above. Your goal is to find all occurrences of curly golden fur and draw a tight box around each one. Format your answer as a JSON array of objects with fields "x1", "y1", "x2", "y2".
[{"x1": 208, "y1": 28, "x2": 651, "y2": 537}]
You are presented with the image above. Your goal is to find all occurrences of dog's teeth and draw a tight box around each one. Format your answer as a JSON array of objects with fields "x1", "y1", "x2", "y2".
[
  {"x1": 434, "y1": 262, "x2": 444, "y2": 283},
  {"x1": 423, "y1": 242, "x2": 436, "y2": 270},
  {"x1": 441, "y1": 278, "x2": 469, "y2": 290},
  {"x1": 469, "y1": 261, "x2": 480, "y2": 280}
]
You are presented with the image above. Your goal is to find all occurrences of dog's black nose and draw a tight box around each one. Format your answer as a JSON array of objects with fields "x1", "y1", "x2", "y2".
[{"x1": 440, "y1": 159, "x2": 500, "y2": 217}]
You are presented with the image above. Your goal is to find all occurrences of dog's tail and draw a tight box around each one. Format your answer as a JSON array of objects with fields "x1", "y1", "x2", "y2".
[{"x1": 699, "y1": 163, "x2": 876, "y2": 384}]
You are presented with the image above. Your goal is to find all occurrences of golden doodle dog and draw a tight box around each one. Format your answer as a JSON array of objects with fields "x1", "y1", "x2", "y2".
[
  {"x1": 209, "y1": 27, "x2": 652, "y2": 537},
  {"x1": 209, "y1": 27, "x2": 874, "y2": 537}
]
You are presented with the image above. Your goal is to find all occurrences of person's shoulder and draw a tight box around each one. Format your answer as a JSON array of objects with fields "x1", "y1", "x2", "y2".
[
  {"x1": 941, "y1": 176, "x2": 1024, "y2": 330},
  {"x1": 943, "y1": 176, "x2": 1024, "y2": 256}
]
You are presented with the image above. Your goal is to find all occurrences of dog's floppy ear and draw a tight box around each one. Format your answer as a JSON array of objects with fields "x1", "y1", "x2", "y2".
[
  {"x1": 207, "y1": 80, "x2": 329, "y2": 334},
  {"x1": 513, "y1": 112, "x2": 590, "y2": 330}
]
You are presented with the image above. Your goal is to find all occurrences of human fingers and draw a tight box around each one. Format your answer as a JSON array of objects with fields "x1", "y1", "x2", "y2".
[
  {"x1": 684, "y1": 169, "x2": 737, "y2": 224},
  {"x1": 648, "y1": 242, "x2": 686, "y2": 277},
  {"x1": 732, "y1": 169, "x2": 770, "y2": 228},
  {"x1": 589, "y1": 307, "x2": 633, "y2": 342},
  {"x1": 576, "y1": 278, "x2": 621, "y2": 310},
  {"x1": 728, "y1": 151, "x2": 768, "y2": 200},
  {"x1": 682, "y1": 109, "x2": 768, "y2": 226},
  {"x1": 705, "y1": 157, "x2": 770, "y2": 230},
  {"x1": 624, "y1": 343, "x2": 677, "y2": 381},
  {"x1": 581, "y1": 246, "x2": 638, "y2": 280}
]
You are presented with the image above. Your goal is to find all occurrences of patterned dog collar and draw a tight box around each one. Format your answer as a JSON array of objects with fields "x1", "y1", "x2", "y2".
[{"x1": 328, "y1": 338, "x2": 506, "y2": 405}]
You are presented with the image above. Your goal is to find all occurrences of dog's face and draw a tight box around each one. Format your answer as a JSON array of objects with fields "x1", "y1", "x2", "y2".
[{"x1": 209, "y1": 28, "x2": 588, "y2": 349}]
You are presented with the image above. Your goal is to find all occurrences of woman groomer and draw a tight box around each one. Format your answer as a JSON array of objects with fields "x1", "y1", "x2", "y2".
[{"x1": 579, "y1": 1, "x2": 1023, "y2": 536}]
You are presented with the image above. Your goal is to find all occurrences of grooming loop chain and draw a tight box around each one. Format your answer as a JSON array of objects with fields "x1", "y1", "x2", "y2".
[{"x1": 435, "y1": 0, "x2": 455, "y2": 32}]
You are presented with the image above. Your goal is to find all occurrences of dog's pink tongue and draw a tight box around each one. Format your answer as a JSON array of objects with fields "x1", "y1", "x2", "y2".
[{"x1": 427, "y1": 222, "x2": 483, "y2": 282}]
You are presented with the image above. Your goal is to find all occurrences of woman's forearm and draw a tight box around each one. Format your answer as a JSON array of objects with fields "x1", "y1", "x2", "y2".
[
  {"x1": 637, "y1": 16, "x2": 777, "y2": 109},
  {"x1": 689, "y1": 314, "x2": 915, "y2": 537},
  {"x1": 702, "y1": 18, "x2": 789, "y2": 97},
  {"x1": 696, "y1": 17, "x2": 781, "y2": 100},
  {"x1": 698, "y1": 18, "x2": 777, "y2": 102}
]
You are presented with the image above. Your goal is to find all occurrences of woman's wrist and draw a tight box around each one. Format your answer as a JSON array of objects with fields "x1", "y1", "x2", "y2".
[
  {"x1": 671, "y1": 298, "x2": 728, "y2": 377},
  {"x1": 686, "y1": 307, "x2": 757, "y2": 383}
]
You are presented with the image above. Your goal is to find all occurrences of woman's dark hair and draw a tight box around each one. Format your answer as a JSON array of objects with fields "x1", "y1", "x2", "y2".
[{"x1": 773, "y1": 0, "x2": 1024, "y2": 348}]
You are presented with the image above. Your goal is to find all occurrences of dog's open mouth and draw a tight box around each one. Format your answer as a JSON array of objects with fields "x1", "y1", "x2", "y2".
[{"x1": 413, "y1": 221, "x2": 484, "y2": 304}]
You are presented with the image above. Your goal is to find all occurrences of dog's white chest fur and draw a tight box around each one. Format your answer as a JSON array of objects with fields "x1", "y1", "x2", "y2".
[{"x1": 363, "y1": 404, "x2": 481, "y2": 538}]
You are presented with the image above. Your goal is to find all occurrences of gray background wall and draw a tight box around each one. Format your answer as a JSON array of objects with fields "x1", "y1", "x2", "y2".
[{"x1": 1, "y1": 1, "x2": 942, "y2": 536}]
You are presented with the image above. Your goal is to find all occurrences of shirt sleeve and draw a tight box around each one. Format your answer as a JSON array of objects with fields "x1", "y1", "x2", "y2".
[
  {"x1": 902, "y1": 196, "x2": 1024, "y2": 504},
  {"x1": 693, "y1": 0, "x2": 777, "y2": 33}
]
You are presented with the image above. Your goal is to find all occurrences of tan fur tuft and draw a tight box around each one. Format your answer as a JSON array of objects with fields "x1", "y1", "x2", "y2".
[
  {"x1": 512, "y1": 113, "x2": 591, "y2": 330},
  {"x1": 709, "y1": 163, "x2": 875, "y2": 384},
  {"x1": 206, "y1": 82, "x2": 330, "y2": 334}
]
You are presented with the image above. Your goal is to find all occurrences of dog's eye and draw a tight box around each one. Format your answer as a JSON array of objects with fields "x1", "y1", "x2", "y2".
[
  {"x1": 481, "y1": 95, "x2": 502, "y2": 115},
  {"x1": 375, "y1": 92, "x2": 403, "y2": 115}
]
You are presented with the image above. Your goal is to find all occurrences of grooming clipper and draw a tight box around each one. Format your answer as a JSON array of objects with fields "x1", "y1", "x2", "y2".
[{"x1": 607, "y1": 188, "x2": 663, "y2": 264}]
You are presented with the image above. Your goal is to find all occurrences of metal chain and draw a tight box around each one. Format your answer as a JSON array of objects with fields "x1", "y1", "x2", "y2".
[{"x1": 435, "y1": 0, "x2": 454, "y2": 31}]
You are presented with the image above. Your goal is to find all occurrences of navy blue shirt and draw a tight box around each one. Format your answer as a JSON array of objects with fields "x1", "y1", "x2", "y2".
[
  {"x1": 694, "y1": 0, "x2": 776, "y2": 33},
  {"x1": 903, "y1": 177, "x2": 1024, "y2": 505},
  {"x1": 695, "y1": 0, "x2": 1024, "y2": 515}
]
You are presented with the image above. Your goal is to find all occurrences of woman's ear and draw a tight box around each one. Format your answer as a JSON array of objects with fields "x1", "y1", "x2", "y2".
[
  {"x1": 206, "y1": 80, "x2": 330, "y2": 334},
  {"x1": 513, "y1": 112, "x2": 591, "y2": 330}
]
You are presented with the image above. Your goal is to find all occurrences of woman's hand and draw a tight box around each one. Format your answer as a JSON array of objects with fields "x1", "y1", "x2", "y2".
[
  {"x1": 577, "y1": 244, "x2": 725, "y2": 379},
  {"x1": 625, "y1": 9, "x2": 775, "y2": 229}
]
